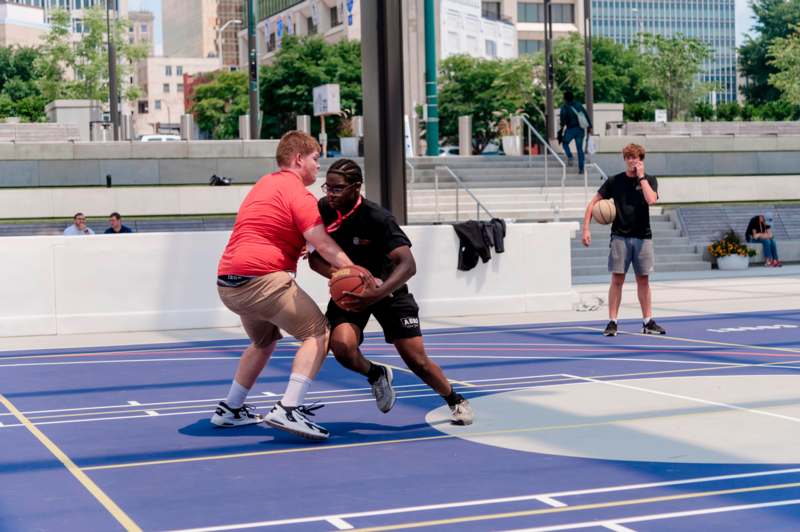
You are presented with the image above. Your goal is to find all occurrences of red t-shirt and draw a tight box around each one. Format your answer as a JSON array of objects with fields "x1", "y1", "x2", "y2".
[{"x1": 218, "y1": 170, "x2": 322, "y2": 276}]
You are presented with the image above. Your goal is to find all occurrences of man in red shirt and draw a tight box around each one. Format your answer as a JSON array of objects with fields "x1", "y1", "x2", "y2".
[{"x1": 212, "y1": 131, "x2": 359, "y2": 441}]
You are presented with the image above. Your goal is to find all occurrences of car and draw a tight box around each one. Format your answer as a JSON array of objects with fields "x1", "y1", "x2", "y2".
[
  {"x1": 481, "y1": 141, "x2": 504, "y2": 156},
  {"x1": 140, "y1": 134, "x2": 181, "y2": 142},
  {"x1": 438, "y1": 145, "x2": 460, "y2": 156}
]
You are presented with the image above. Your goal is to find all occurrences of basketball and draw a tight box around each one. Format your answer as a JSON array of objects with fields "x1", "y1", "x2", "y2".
[
  {"x1": 330, "y1": 264, "x2": 372, "y2": 309},
  {"x1": 592, "y1": 199, "x2": 616, "y2": 225}
]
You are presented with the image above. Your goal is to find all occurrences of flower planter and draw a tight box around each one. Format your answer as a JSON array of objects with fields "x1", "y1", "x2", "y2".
[
  {"x1": 340, "y1": 137, "x2": 359, "y2": 156},
  {"x1": 717, "y1": 254, "x2": 749, "y2": 271}
]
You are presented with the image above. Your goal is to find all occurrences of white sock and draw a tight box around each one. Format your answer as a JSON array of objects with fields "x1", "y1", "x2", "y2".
[
  {"x1": 610, "y1": 319, "x2": 617, "y2": 323},
  {"x1": 225, "y1": 380, "x2": 250, "y2": 409},
  {"x1": 643, "y1": 316, "x2": 652, "y2": 325},
  {"x1": 281, "y1": 373, "x2": 312, "y2": 407}
]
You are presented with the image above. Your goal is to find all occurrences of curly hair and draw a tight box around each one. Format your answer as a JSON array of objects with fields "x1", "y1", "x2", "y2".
[
  {"x1": 326, "y1": 158, "x2": 363, "y2": 184},
  {"x1": 622, "y1": 143, "x2": 646, "y2": 161}
]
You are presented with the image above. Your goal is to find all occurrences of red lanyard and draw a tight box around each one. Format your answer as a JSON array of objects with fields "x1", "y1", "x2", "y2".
[{"x1": 326, "y1": 195, "x2": 362, "y2": 233}]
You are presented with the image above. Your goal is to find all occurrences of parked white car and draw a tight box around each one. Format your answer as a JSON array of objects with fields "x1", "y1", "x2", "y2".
[{"x1": 140, "y1": 134, "x2": 181, "y2": 142}]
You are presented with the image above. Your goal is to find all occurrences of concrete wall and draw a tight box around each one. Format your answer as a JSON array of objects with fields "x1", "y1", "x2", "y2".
[
  {"x1": 593, "y1": 135, "x2": 800, "y2": 177},
  {"x1": 0, "y1": 140, "x2": 280, "y2": 187},
  {"x1": 0, "y1": 222, "x2": 578, "y2": 337}
]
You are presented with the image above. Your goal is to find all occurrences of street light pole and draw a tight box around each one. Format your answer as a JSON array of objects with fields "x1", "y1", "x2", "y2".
[
  {"x1": 583, "y1": 0, "x2": 594, "y2": 123},
  {"x1": 246, "y1": 0, "x2": 259, "y2": 139},
  {"x1": 217, "y1": 19, "x2": 242, "y2": 69},
  {"x1": 632, "y1": 7, "x2": 644, "y2": 53},
  {"x1": 106, "y1": 0, "x2": 119, "y2": 140},
  {"x1": 543, "y1": 0, "x2": 555, "y2": 142}
]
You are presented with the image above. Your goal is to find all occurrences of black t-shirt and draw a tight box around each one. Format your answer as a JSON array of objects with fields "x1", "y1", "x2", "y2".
[
  {"x1": 745, "y1": 216, "x2": 769, "y2": 240},
  {"x1": 597, "y1": 172, "x2": 658, "y2": 239},
  {"x1": 104, "y1": 225, "x2": 133, "y2": 234},
  {"x1": 318, "y1": 196, "x2": 412, "y2": 282}
]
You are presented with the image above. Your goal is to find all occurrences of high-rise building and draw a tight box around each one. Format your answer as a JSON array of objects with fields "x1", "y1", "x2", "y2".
[
  {"x1": 127, "y1": 10, "x2": 154, "y2": 53},
  {"x1": 592, "y1": 0, "x2": 737, "y2": 102},
  {"x1": 217, "y1": 0, "x2": 243, "y2": 68},
  {"x1": 162, "y1": 0, "x2": 218, "y2": 59},
  {"x1": 482, "y1": 0, "x2": 586, "y2": 56}
]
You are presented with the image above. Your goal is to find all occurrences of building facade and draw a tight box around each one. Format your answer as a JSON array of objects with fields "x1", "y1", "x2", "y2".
[
  {"x1": 133, "y1": 56, "x2": 220, "y2": 136},
  {"x1": 591, "y1": 0, "x2": 737, "y2": 102},
  {"x1": 162, "y1": 0, "x2": 218, "y2": 59},
  {"x1": 217, "y1": 0, "x2": 243, "y2": 68},
  {"x1": 127, "y1": 9, "x2": 153, "y2": 53}
]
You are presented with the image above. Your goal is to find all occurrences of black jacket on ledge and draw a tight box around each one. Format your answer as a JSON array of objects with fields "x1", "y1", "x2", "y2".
[{"x1": 453, "y1": 218, "x2": 506, "y2": 271}]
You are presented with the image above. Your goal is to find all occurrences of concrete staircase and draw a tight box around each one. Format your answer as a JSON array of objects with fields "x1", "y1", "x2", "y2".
[{"x1": 571, "y1": 210, "x2": 711, "y2": 278}]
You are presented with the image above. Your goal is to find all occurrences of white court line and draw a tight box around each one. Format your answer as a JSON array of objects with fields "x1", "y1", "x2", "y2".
[
  {"x1": 564, "y1": 373, "x2": 800, "y2": 425},
  {"x1": 165, "y1": 468, "x2": 800, "y2": 532},
  {"x1": 536, "y1": 496, "x2": 567, "y2": 508},
  {"x1": 0, "y1": 375, "x2": 560, "y2": 418},
  {"x1": 144, "y1": 410, "x2": 159, "y2": 416},
  {"x1": 327, "y1": 517, "x2": 354, "y2": 530},
  {"x1": 599, "y1": 523, "x2": 636, "y2": 532},
  {"x1": 127, "y1": 401, "x2": 141, "y2": 406},
  {"x1": 501, "y1": 498, "x2": 800, "y2": 532}
]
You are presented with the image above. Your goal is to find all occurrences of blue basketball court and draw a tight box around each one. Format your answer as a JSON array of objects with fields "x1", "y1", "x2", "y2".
[{"x1": 3, "y1": 309, "x2": 800, "y2": 531}]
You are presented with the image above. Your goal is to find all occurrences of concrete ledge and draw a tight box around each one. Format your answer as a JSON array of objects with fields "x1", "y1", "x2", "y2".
[
  {"x1": 15, "y1": 142, "x2": 74, "y2": 160},
  {"x1": 596, "y1": 135, "x2": 800, "y2": 153},
  {"x1": 658, "y1": 175, "x2": 800, "y2": 203},
  {"x1": 130, "y1": 141, "x2": 189, "y2": 159},
  {"x1": 74, "y1": 141, "x2": 132, "y2": 159},
  {"x1": 243, "y1": 139, "x2": 279, "y2": 157},
  {"x1": 747, "y1": 241, "x2": 800, "y2": 263},
  {"x1": 187, "y1": 140, "x2": 244, "y2": 158}
]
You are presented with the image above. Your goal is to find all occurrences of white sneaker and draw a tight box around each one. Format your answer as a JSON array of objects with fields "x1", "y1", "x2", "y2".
[
  {"x1": 264, "y1": 401, "x2": 330, "y2": 441},
  {"x1": 210, "y1": 401, "x2": 263, "y2": 427},
  {"x1": 370, "y1": 364, "x2": 396, "y2": 413},
  {"x1": 450, "y1": 398, "x2": 474, "y2": 425}
]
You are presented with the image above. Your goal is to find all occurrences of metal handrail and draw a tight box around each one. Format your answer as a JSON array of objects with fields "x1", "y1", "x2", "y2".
[
  {"x1": 405, "y1": 160, "x2": 416, "y2": 210},
  {"x1": 583, "y1": 162, "x2": 608, "y2": 204},
  {"x1": 435, "y1": 165, "x2": 494, "y2": 222},
  {"x1": 519, "y1": 116, "x2": 567, "y2": 218}
]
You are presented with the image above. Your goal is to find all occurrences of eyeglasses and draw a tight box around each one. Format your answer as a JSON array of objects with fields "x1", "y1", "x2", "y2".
[{"x1": 321, "y1": 182, "x2": 358, "y2": 195}]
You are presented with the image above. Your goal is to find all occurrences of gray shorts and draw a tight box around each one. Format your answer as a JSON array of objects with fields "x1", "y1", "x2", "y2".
[{"x1": 608, "y1": 235, "x2": 654, "y2": 276}]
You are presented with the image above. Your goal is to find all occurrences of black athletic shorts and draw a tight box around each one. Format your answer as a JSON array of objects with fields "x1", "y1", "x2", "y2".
[{"x1": 325, "y1": 286, "x2": 422, "y2": 344}]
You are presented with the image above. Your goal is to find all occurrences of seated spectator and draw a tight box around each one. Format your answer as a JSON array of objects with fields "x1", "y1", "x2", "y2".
[
  {"x1": 104, "y1": 212, "x2": 133, "y2": 234},
  {"x1": 746, "y1": 214, "x2": 781, "y2": 267},
  {"x1": 63, "y1": 213, "x2": 95, "y2": 236}
]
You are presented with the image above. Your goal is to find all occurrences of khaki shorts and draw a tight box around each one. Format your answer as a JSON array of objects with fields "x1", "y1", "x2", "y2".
[{"x1": 218, "y1": 271, "x2": 328, "y2": 347}]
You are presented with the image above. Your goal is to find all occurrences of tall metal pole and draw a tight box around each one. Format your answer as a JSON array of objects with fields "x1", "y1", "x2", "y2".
[
  {"x1": 543, "y1": 0, "x2": 555, "y2": 142},
  {"x1": 246, "y1": 0, "x2": 260, "y2": 139},
  {"x1": 106, "y1": 0, "x2": 119, "y2": 141},
  {"x1": 583, "y1": 0, "x2": 594, "y2": 124},
  {"x1": 423, "y1": 0, "x2": 439, "y2": 156}
]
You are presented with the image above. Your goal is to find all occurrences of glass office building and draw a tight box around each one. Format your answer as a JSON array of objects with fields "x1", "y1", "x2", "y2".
[{"x1": 592, "y1": 0, "x2": 737, "y2": 102}]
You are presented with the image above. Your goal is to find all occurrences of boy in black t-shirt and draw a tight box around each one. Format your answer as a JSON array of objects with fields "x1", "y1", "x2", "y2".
[
  {"x1": 308, "y1": 159, "x2": 474, "y2": 425},
  {"x1": 582, "y1": 143, "x2": 666, "y2": 337}
]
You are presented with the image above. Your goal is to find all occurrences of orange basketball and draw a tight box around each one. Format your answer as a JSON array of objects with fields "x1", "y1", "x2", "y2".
[
  {"x1": 592, "y1": 199, "x2": 616, "y2": 225},
  {"x1": 330, "y1": 264, "x2": 372, "y2": 309}
]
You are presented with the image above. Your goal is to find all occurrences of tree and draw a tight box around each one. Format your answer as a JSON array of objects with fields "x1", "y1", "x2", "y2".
[
  {"x1": 439, "y1": 54, "x2": 544, "y2": 153},
  {"x1": 641, "y1": 33, "x2": 711, "y2": 120},
  {"x1": 35, "y1": 7, "x2": 148, "y2": 103},
  {"x1": 190, "y1": 71, "x2": 249, "y2": 139},
  {"x1": 768, "y1": 25, "x2": 800, "y2": 107},
  {"x1": 739, "y1": 0, "x2": 800, "y2": 105},
  {"x1": 0, "y1": 46, "x2": 47, "y2": 122},
  {"x1": 259, "y1": 36, "x2": 362, "y2": 139}
]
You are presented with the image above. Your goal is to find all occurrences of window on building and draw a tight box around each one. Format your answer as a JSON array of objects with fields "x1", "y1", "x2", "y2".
[
  {"x1": 552, "y1": 4, "x2": 574, "y2": 23},
  {"x1": 138, "y1": 101, "x2": 148, "y2": 114},
  {"x1": 141, "y1": 23, "x2": 148, "y2": 32},
  {"x1": 74, "y1": 19, "x2": 83, "y2": 33},
  {"x1": 307, "y1": 16, "x2": 317, "y2": 35},
  {"x1": 482, "y1": 1, "x2": 501, "y2": 20},
  {"x1": 518, "y1": 39, "x2": 544, "y2": 55},
  {"x1": 177, "y1": 83, "x2": 184, "y2": 93},
  {"x1": 165, "y1": 65, "x2": 172, "y2": 76},
  {"x1": 517, "y1": 2, "x2": 543, "y2": 23},
  {"x1": 485, "y1": 39, "x2": 497, "y2": 58},
  {"x1": 129, "y1": 36, "x2": 134, "y2": 44},
  {"x1": 163, "y1": 83, "x2": 170, "y2": 93},
  {"x1": 129, "y1": 24, "x2": 134, "y2": 33},
  {"x1": 154, "y1": 100, "x2": 162, "y2": 110},
  {"x1": 330, "y1": 5, "x2": 341, "y2": 26},
  {"x1": 176, "y1": 66, "x2": 183, "y2": 76},
  {"x1": 267, "y1": 32, "x2": 276, "y2": 52}
]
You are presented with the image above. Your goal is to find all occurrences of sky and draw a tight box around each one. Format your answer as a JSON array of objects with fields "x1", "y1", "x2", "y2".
[{"x1": 125, "y1": 0, "x2": 757, "y2": 55}]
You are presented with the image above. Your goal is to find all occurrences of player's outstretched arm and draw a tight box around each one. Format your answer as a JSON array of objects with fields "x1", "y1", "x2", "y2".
[
  {"x1": 303, "y1": 224, "x2": 353, "y2": 269},
  {"x1": 308, "y1": 251, "x2": 335, "y2": 279}
]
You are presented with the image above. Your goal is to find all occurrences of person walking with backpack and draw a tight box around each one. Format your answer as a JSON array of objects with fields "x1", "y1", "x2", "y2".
[{"x1": 557, "y1": 90, "x2": 592, "y2": 174}]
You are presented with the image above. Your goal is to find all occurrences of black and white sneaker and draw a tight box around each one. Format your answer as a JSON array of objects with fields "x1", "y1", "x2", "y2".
[
  {"x1": 450, "y1": 397, "x2": 474, "y2": 425},
  {"x1": 264, "y1": 401, "x2": 329, "y2": 441},
  {"x1": 603, "y1": 321, "x2": 618, "y2": 337},
  {"x1": 643, "y1": 319, "x2": 666, "y2": 335},
  {"x1": 369, "y1": 364, "x2": 396, "y2": 413},
  {"x1": 210, "y1": 401, "x2": 263, "y2": 427}
]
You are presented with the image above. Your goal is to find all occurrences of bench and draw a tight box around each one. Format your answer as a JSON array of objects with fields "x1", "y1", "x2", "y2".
[{"x1": 746, "y1": 240, "x2": 800, "y2": 264}]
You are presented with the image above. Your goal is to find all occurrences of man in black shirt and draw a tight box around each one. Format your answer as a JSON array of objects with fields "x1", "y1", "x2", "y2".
[
  {"x1": 582, "y1": 143, "x2": 666, "y2": 337},
  {"x1": 309, "y1": 159, "x2": 474, "y2": 425},
  {"x1": 104, "y1": 212, "x2": 133, "y2": 234}
]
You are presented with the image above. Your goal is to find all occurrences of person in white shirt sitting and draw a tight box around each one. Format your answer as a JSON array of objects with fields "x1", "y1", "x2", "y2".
[{"x1": 63, "y1": 213, "x2": 95, "y2": 236}]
